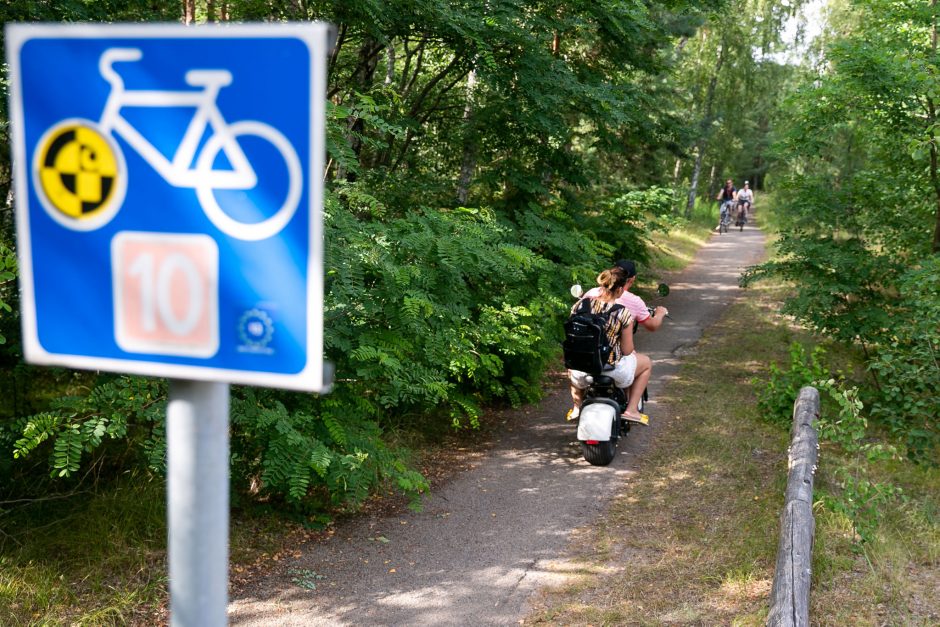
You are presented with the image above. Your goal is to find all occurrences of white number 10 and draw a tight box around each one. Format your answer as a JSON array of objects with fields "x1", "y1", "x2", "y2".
[
  {"x1": 112, "y1": 232, "x2": 219, "y2": 358},
  {"x1": 128, "y1": 252, "x2": 204, "y2": 335}
]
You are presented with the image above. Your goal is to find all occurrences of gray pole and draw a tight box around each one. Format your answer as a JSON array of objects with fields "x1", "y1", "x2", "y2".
[{"x1": 167, "y1": 380, "x2": 231, "y2": 627}]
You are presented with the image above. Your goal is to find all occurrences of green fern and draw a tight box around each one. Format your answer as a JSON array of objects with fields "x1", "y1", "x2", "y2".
[
  {"x1": 321, "y1": 415, "x2": 348, "y2": 446},
  {"x1": 52, "y1": 426, "x2": 84, "y2": 477}
]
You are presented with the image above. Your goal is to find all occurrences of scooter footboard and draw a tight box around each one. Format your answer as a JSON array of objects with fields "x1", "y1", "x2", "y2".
[{"x1": 577, "y1": 400, "x2": 618, "y2": 442}]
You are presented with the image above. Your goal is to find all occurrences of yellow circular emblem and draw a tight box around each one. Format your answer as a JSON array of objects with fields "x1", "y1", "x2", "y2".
[{"x1": 36, "y1": 122, "x2": 122, "y2": 223}]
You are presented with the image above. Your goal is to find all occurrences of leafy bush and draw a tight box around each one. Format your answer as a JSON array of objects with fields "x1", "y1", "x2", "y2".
[
  {"x1": 756, "y1": 343, "x2": 905, "y2": 544},
  {"x1": 755, "y1": 342, "x2": 830, "y2": 428},
  {"x1": 10, "y1": 376, "x2": 167, "y2": 481},
  {"x1": 324, "y1": 195, "x2": 557, "y2": 423},
  {"x1": 742, "y1": 236, "x2": 900, "y2": 347},
  {"x1": 868, "y1": 258, "x2": 940, "y2": 462},
  {"x1": 229, "y1": 389, "x2": 428, "y2": 510},
  {"x1": 0, "y1": 241, "x2": 15, "y2": 346}
]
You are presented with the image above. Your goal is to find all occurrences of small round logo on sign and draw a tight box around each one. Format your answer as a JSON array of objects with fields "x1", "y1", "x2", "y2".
[
  {"x1": 34, "y1": 120, "x2": 126, "y2": 230},
  {"x1": 238, "y1": 308, "x2": 274, "y2": 354}
]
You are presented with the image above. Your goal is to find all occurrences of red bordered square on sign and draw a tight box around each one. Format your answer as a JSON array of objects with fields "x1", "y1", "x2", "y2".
[{"x1": 112, "y1": 231, "x2": 219, "y2": 358}]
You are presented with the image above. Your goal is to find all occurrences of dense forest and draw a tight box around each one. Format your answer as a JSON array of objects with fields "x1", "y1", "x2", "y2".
[{"x1": 0, "y1": 0, "x2": 936, "y2": 519}]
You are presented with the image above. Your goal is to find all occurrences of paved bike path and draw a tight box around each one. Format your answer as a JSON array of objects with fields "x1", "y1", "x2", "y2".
[{"x1": 228, "y1": 220, "x2": 767, "y2": 626}]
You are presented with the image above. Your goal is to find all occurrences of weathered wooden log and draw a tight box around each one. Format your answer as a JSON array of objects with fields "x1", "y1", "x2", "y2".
[{"x1": 768, "y1": 386, "x2": 819, "y2": 627}]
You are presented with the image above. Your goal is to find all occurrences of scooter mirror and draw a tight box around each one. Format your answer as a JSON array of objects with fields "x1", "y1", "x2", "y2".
[
  {"x1": 657, "y1": 283, "x2": 670, "y2": 297},
  {"x1": 570, "y1": 284, "x2": 584, "y2": 299}
]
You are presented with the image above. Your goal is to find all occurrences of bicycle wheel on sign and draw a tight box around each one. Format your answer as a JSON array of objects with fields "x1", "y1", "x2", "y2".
[{"x1": 195, "y1": 121, "x2": 302, "y2": 241}]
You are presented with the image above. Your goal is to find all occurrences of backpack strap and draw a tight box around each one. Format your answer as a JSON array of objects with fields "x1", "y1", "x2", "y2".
[{"x1": 604, "y1": 303, "x2": 626, "y2": 333}]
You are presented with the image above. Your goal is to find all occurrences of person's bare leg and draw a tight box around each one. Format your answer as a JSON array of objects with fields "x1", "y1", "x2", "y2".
[
  {"x1": 570, "y1": 384, "x2": 584, "y2": 409},
  {"x1": 624, "y1": 354, "x2": 651, "y2": 418},
  {"x1": 567, "y1": 383, "x2": 585, "y2": 420}
]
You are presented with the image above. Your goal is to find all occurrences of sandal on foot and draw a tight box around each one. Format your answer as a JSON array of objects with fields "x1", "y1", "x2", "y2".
[
  {"x1": 566, "y1": 407, "x2": 581, "y2": 421},
  {"x1": 622, "y1": 412, "x2": 649, "y2": 426}
]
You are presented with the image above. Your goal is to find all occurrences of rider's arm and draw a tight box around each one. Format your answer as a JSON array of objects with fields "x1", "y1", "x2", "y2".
[
  {"x1": 639, "y1": 307, "x2": 668, "y2": 331},
  {"x1": 619, "y1": 315, "x2": 635, "y2": 356}
]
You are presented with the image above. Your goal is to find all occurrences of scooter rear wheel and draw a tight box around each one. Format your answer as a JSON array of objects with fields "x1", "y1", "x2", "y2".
[{"x1": 581, "y1": 440, "x2": 616, "y2": 466}]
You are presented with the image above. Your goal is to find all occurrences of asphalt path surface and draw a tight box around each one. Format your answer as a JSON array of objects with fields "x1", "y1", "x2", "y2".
[{"x1": 229, "y1": 217, "x2": 767, "y2": 626}]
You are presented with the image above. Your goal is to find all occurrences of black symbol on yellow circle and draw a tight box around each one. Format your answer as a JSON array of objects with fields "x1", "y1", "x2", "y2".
[{"x1": 38, "y1": 124, "x2": 119, "y2": 220}]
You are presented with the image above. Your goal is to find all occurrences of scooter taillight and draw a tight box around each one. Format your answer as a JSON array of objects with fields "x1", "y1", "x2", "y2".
[{"x1": 585, "y1": 440, "x2": 600, "y2": 445}]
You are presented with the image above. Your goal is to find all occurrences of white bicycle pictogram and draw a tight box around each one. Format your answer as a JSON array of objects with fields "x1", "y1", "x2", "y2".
[{"x1": 86, "y1": 47, "x2": 302, "y2": 241}]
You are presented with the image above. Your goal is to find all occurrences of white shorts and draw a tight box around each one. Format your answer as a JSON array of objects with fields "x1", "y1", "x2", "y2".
[{"x1": 569, "y1": 353, "x2": 637, "y2": 390}]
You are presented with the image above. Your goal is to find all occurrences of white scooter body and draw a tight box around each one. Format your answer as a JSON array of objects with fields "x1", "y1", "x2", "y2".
[{"x1": 577, "y1": 400, "x2": 619, "y2": 442}]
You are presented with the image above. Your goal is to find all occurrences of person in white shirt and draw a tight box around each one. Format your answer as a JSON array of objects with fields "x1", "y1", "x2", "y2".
[{"x1": 737, "y1": 181, "x2": 754, "y2": 214}]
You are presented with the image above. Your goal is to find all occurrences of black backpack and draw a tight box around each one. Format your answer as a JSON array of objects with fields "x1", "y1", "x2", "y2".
[{"x1": 563, "y1": 299, "x2": 624, "y2": 373}]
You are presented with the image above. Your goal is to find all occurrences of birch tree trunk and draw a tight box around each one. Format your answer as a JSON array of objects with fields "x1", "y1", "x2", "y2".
[
  {"x1": 684, "y1": 42, "x2": 725, "y2": 218},
  {"x1": 456, "y1": 69, "x2": 478, "y2": 205},
  {"x1": 181, "y1": 0, "x2": 195, "y2": 24},
  {"x1": 685, "y1": 150, "x2": 704, "y2": 218},
  {"x1": 385, "y1": 42, "x2": 396, "y2": 86},
  {"x1": 930, "y1": 0, "x2": 940, "y2": 252}
]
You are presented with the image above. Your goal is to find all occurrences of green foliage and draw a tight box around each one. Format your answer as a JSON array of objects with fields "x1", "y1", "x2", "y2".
[
  {"x1": 742, "y1": 237, "x2": 900, "y2": 346},
  {"x1": 814, "y1": 379, "x2": 902, "y2": 547},
  {"x1": 0, "y1": 242, "x2": 15, "y2": 346},
  {"x1": 756, "y1": 343, "x2": 905, "y2": 545},
  {"x1": 755, "y1": 342, "x2": 830, "y2": 427},
  {"x1": 822, "y1": 467, "x2": 903, "y2": 545},
  {"x1": 229, "y1": 389, "x2": 428, "y2": 510},
  {"x1": 324, "y1": 194, "x2": 556, "y2": 421},
  {"x1": 749, "y1": 0, "x2": 940, "y2": 461},
  {"x1": 11, "y1": 377, "x2": 166, "y2": 479},
  {"x1": 868, "y1": 258, "x2": 940, "y2": 462},
  {"x1": 0, "y1": 0, "x2": 740, "y2": 515}
]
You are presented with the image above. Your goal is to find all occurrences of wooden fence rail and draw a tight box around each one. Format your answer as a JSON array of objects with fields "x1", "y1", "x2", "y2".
[{"x1": 767, "y1": 386, "x2": 820, "y2": 627}]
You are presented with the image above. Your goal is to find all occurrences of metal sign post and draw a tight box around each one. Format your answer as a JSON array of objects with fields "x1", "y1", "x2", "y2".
[
  {"x1": 167, "y1": 381, "x2": 230, "y2": 626},
  {"x1": 6, "y1": 22, "x2": 332, "y2": 626}
]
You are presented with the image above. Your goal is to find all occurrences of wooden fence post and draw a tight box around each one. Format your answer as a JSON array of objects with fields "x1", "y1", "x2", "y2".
[{"x1": 768, "y1": 386, "x2": 819, "y2": 627}]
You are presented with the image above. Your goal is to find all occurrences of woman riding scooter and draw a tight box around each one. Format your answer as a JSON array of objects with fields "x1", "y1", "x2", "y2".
[{"x1": 566, "y1": 266, "x2": 652, "y2": 424}]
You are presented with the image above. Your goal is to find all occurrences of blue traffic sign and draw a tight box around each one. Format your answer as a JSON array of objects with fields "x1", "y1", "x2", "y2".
[{"x1": 6, "y1": 23, "x2": 330, "y2": 391}]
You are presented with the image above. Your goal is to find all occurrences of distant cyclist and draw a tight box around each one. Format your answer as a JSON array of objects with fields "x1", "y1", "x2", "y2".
[
  {"x1": 715, "y1": 179, "x2": 736, "y2": 230},
  {"x1": 737, "y1": 181, "x2": 754, "y2": 216}
]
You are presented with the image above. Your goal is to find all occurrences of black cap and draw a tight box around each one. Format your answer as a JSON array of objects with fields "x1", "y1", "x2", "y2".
[{"x1": 615, "y1": 259, "x2": 637, "y2": 278}]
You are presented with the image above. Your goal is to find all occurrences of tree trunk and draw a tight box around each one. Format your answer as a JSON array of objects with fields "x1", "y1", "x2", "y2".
[
  {"x1": 385, "y1": 41, "x2": 396, "y2": 86},
  {"x1": 456, "y1": 69, "x2": 479, "y2": 205},
  {"x1": 343, "y1": 37, "x2": 383, "y2": 180},
  {"x1": 931, "y1": 0, "x2": 940, "y2": 252},
  {"x1": 684, "y1": 42, "x2": 725, "y2": 218},
  {"x1": 930, "y1": 109, "x2": 940, "y2": 253},
  {"x1": 685, "y1": 150, "x2": 704, "y2": 218},
  {"x1": 181, "y1": 0, "x2": 195, "y2": 24}
]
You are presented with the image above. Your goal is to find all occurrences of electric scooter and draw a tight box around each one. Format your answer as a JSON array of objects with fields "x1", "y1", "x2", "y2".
[{"x1": 567, "y1": 283, "x2": 669, "y2": 466}]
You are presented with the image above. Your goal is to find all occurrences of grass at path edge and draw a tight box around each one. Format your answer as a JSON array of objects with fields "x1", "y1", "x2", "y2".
[{"x1": 524, "y1": 278, "x2": 940, "y2": 626}]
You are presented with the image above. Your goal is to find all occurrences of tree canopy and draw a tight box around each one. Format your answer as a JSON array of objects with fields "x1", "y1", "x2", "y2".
[{"x1": 0, "y1": 0, "x2": 936, "y2": 513}]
